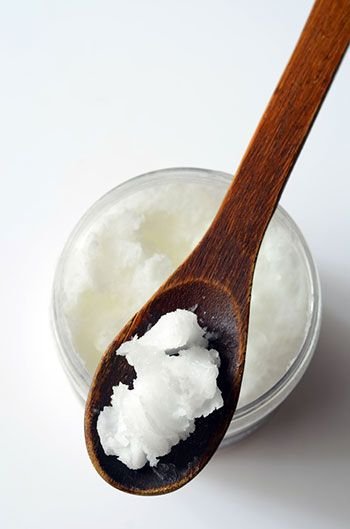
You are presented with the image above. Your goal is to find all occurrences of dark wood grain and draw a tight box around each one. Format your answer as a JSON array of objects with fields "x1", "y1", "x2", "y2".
[{"x1": 85, "y1": 0, "x2": 349, "y2": 495}]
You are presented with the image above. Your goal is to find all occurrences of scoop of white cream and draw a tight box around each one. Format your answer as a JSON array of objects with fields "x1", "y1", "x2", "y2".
[{"x1": 97, "y1": 309, "x2": 223, "y2": 470}]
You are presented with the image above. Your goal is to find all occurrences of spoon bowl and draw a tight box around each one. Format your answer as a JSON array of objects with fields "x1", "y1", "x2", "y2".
[{"x1": 85, "y1": 279, "x2": 245, "y2": 494}]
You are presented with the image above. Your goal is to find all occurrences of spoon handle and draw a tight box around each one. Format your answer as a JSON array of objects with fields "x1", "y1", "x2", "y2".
[{"x1": 191, "y1": 0, "x2": 349, "y2": 294}]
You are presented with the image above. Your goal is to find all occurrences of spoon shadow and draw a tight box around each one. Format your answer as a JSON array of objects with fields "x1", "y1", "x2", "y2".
[{"x1": 208, "y1": 272, "x2": 350, "y2": 526}]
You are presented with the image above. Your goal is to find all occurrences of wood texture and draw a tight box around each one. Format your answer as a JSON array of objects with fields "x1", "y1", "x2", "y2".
[{"x1": 85, "y1": 0, "x2": 350, "y2": 495}]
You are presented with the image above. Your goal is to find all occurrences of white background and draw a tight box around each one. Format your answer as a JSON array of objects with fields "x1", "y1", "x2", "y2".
[{"x1": 1, "y1": 1, "x2": 349, "y2": 528}]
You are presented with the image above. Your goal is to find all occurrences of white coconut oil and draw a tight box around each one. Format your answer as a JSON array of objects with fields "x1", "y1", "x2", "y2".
[
  {"x1": 97, "y1": 309, "x2": 223, "y2": 469},
  {"x1": 61, "y1": 180, "x2": 311, "y2": 409}
]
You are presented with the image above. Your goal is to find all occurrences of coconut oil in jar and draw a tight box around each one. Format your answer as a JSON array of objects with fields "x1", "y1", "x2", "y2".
[{"x1": 52, "y1": 168, "x2": 321, "y2": 443}]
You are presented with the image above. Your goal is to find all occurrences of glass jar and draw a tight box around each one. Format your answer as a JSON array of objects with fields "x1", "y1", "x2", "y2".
[{"x1": 51, "y1": 167, "x2": 322, "y2": 445}]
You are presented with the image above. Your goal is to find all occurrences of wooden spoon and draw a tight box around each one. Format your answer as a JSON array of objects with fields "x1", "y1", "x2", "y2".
[{"x1": 85, "y1": 0, "x2": 349, "y2": 495}]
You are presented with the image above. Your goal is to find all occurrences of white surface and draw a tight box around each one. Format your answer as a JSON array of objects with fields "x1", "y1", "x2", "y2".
[{"x1": 0, "y1": 1, "x2": 349, "y2": 528}]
